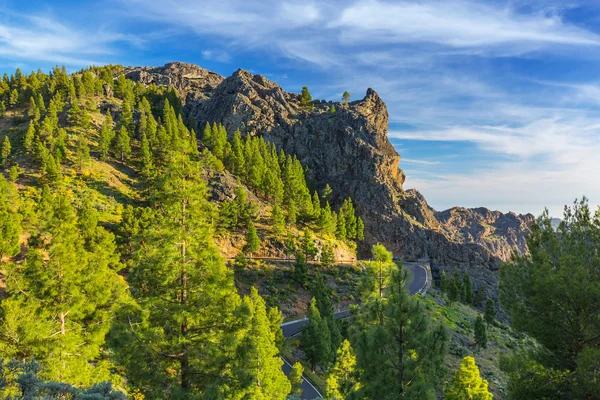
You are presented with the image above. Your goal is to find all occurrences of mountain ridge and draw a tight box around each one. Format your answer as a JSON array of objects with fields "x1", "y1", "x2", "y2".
[{"x1": 123, "y1": 62, "x2": 534, "y2": 276}]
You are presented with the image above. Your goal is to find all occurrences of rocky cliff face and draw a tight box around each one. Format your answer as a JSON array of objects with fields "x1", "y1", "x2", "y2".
[
  {"x1": 123, "y1": 62, "x2": 223, "y2": 103},
  {"x1": 124, "y1": 63, "x2": 534, "y2": 275}
]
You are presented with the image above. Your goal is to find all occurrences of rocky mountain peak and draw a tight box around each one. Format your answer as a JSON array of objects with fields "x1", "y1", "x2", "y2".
[
  {"x1": 126, "y1": 63, "x2": 534, "y2": 277},
  {"x1": 123, "y1": 62, "x2": 223, "y2": 103}
]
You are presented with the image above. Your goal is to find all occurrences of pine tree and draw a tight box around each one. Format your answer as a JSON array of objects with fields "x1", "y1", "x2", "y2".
[
  {"x1": 463, "y1": 272, "x2": 474, "y2": 304},
  {"x1": 99, "y1": 111, "x2": 115, "y2": 161},
  {"x1": 36, "y1": 93, "x2": 45, "y2": 113},
  {"x1": 321, "y1": 244, "x2": 335, "y2": 268},
  {"x1": 243, "y1": 221, "x2": 261, "y2": 258},
  {"x1": 341, "y1": 199, "x2": 357, "y2": 239},
  {"x1": 211, "y1": 123, "x2": 227, "y2": 160},
  {"x1": 229, "y1": 287, "x2": 291, "y2": 400},
  {"x1": 1, "y1": 136, "x2": 11, "y2": 168},
  {"x1": 440, "y1": 270, "x2": 448, "y2": 293},
  {"x1": 312, "y1": 273, "x2": 341, "y2": 364},
  {"x1": 448, "y1": 270, "x2": 460, "y2": 302},
  {"x1": 114, "y1": 74, "x2": 128, "y2": 99},
  {"x1": 289, "y1": 362, "x2": 304, "y2": 397},
  {"x1": 0, "y1": 175, "x2": 21, "y2": 261},
  {"x1": 202, "y1": 121, "x2": 213, "y2": 148},
  {"x1": 230, "y1": 129, "x2": 246, "y2": 176},
  {"x1": 268, "y1": 306, "x2": 285, "y2": 350},
  {"x1": 329, "y1": 104, "x2": 336, "y2": 114},
  {"x1": 284, "y1": 233, "x2": 296, "y2": 260},
  {"x1": 302, "y1": 298, "x2": 331, "y2": 373},
  {"x1": 300, "y1": 86, "x2": 313, "y2": 109},
  {"x1": 287, "y1": 202, "x2": 297, "y2": 226},
  {"x1": 370, "y1": 243, "x2": 394, "y2": 300},
  {"x1": 68, "y1": 97, "x2": 82, "y2": 126},
  {"x1": 485, "y1": 296, "x2": 496, "y2": 324},
  {"x1": 342, "y1": 91, "x2": 351, "y2": 103},
  {"x1": 0, "y1": 101, "x2": 5, "y2": 117},
  {"x1": 336, "y1": 211, "x2": 347, "y2": 240},
  {"x1": 139, "y1": 131, "x2": 154, "y2": 178},
  {"x1": 500, "y1": 201, "x2": 600, "y2": 398},
  {"x1": 9, "y1": 88, "x2": 18, "y2": 107},
  {"x1": 43, "y1": 153, "x2": 61, "y2": 182},
  {"x1": 24, "y1": 120, "x2": 36, "y2": 151},
  {"x1": 54, "y1": 128, "x2": 68, "y2": 164},
  {"x1": 110, "y1": 148, "x2": 242, "y2": 397},
  {"x1": 272, "y1": 203, "x2": 286, "y2": 235},
  {"x1": 0, "y1": 194, "x2": 127, "y2": 386},
  {"x1": 322, "y1": 184, "x2": 333, "y2": 203},
  {"x1": 118, "y1": 100, "x2": 134, "y2": 135},
  {"x1": 28, "y1": 96, "x2": 38, "y2": 119},
  {"x1": 353, "y1": 266, "x2": 447, "y2": 399},
  {"x1": 457, "y1": 270, "x2": 465, "y2": 302},
  {"x1": 115, "y1": 126, "x2": 131, "y2": 162},
  {"x1": 312, "y1": 191, "x2": 321, "y2": 220},
  {"x1": 356, "y1": 217, "x2": 365, "y2": 241},
  {"x1": 301, "y1": 228, "x2": 318, "y2": 261},
  {"x1": 445, "y1": 356, "x2": 493, "y2": 400},
  {"x1": 8, "y1": 164, "x2": 19, "y2": 182},
  {"x1": 326, "y1": 340, "x2": 360, "y2": 400},
  {"x1": 78, "y1": 105, "x2": 92, "y2": 131},
  {"x1": 474, "y1": 315, "x2": 488, "y2": 348},
  {"x1": 294, "y1": 252, "x2": 308, "y2": 286}
]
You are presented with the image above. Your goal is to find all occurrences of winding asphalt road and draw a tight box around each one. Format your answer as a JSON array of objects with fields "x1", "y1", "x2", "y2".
[{"x1": 279, "y1": 261, "x2": 428, "y2": 399}]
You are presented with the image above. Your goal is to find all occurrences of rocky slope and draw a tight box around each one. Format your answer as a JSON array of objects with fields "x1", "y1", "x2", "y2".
[
  {"x1": 124, "y1": 62, "x2": 534, "y2": 275},
  {"x1": 123, "y1": 62, "x2": 223, "y2": 103}
]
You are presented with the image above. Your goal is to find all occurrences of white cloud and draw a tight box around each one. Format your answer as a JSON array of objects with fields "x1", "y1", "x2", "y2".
[
  {"x1": 0, "y1": 14, "x2": 139, "y2": 67},
  {"x1": 401, "y1": 158, "x2": 441, "y2": 165},
  {"x1": 397, "y1": 111, "x2": 600, "y2": 216},
  {"x1": 119, "y1": 0, "x2": 600, "y2": 66},
  {"x1": 4, "y1": 0, "x2": 595, "y2": 216},
  {"x1": 332, "y1": 0, "x2": 600, "y2": 50},
  {"x1": 391, "y1": 116, "x2": 600, "y2": 163},
  {"x1": 404, "y1": 159, "x2": 597, "y2": 218},
  {"x1": 108, "y1": 0, "x2": 600, "y2": 215},
  {"x1": 201, "y1": 49, "x2": 231, "y2": 63}
]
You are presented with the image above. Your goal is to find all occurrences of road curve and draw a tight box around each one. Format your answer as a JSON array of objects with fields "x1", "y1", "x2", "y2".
[
  {"x1": 279, "y1": 261, "x2": 429, "y2": 399},
  {"x1": 281, "y1": 357, "x2": 323, "y2": 400}
]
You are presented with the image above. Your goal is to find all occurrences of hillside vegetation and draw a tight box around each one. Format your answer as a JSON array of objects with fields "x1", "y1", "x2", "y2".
[
  {"x1": 0, "y1": 65, "x2": 363, "y2": 398},
  {"x1": 0, "y1": 64, "x2": 596, "y2": 400}
]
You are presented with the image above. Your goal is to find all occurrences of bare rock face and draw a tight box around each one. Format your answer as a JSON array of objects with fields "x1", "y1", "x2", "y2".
[
  {"x1": 123, "y1": 62, "x2": 224, "y2": 103},
  {"x1": 125, "y1": 63, "x2": 534, "y2": 286},
  {"x1": 435, "y1": 207, "x2": 533, "y2": 264}
]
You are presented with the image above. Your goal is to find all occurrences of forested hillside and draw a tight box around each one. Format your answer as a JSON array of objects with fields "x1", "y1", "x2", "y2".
[
  {"x1": 0, "y1": 65, "x2": 596, "y2": 400},
  {"x1": 0, "y1": 65, "x2": 365, "y2": 398}
]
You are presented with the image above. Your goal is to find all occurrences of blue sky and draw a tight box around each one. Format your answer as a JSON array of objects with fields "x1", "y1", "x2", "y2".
[{"x1": 2, "y1": 0, "x2": 600, "y2": 217}]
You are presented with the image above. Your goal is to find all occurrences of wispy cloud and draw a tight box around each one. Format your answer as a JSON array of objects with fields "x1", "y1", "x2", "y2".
[
  {"x1": 3, "y1": 0, "x2": 598, "y2": 216},
  {"x1": 118, "y1": 0, "x2": 600, "y2": 66},
  {"x1": 401, "y1": 158, "x2": 442, "y2": 165},
  {"x1": 391, "y1": 115, "x2": 600, "y2": 163},
  {"x1": 397, "y1": 110, "x2": 600, "y2": 215},
  {"x1": 201, "y1": 49, "x2": 231, "y2": 63},
  {"x1": 113, "y1": 0, "x2": 599, "y2": 215},
  {"x1": 332, "y1": 0, "x2": 600, "y2": 50},
  {"x1": 0, "y1": 13, "x2": 140, "y2": 67}
]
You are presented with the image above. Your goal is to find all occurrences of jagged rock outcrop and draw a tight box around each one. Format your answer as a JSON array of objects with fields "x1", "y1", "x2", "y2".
[
  {"x1": 124, "y1": 63, "x2": 534, "y2": 276},
  {"x1": 123, "y1": 62, "x2": 223, "y2": 103}
]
